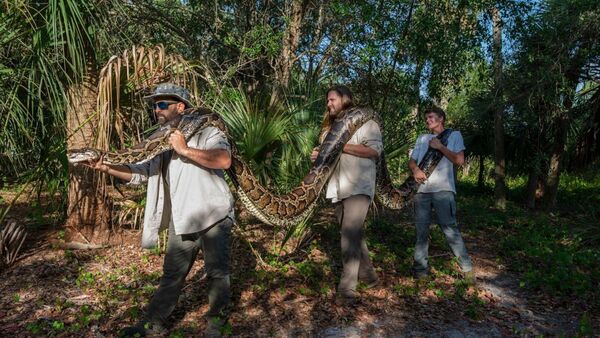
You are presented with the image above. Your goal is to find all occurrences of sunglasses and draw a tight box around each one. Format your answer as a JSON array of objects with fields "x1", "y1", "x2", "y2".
[{"x1": 152, "y1": 100, "x2": 179, "y2": 110}]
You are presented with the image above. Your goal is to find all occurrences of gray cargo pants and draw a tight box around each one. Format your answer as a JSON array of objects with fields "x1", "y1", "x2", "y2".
[{"x1": 144, "y1": 216, "x2": 232, "y2": 325}]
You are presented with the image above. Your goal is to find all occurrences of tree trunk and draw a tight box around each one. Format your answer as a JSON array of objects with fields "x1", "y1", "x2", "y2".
[
  {"x1": 462, "y1": 157, "x2": 471, "y2": 176},
  {"x1": 524, "y1": 168, "x2": 538, "y2": 209},
  {"x1": 542, "y1": 114, "x2": 569, "y2": 208},
  {"x1": 492, "y1": 6, "x2": 506, "y2": 210},
  {"x1": 410, "y1": 60, "x2": 423, "y2": 121},
  {"x1": 307, "y1": 1, "x2": 325, "y2": 80},
  {"x1": 477, "y1": 155, "x2": 485, "y2": 189},
  {"x1": 66, "y1": 61, "x2": 111, "y2": 243},
  {"x1": 380, "y1": 0, "x2": 417, "y2": 114},
  {"x1": 271, "y1": 0, "x2": 307, "y2": 105}
]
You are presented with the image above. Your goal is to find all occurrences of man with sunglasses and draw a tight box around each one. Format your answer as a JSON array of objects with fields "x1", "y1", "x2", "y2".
[{"x1": 86, "y1": 83, "x2": 234, "y2": 337}]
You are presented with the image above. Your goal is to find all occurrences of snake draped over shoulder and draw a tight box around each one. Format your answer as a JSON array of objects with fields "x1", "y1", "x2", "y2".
[{"x1": 67, "y1": 107, "x2": 453, "y2": 227}]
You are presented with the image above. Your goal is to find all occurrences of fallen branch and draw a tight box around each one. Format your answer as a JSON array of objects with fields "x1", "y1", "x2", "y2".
[{"x1": 50, "y1": 240, "x2": 110, "y2": 250}]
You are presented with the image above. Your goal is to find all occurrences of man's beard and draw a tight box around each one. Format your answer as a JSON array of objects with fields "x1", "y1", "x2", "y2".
[
  {"x1": 328, "y1": 108, "x2": 341, "y2": 118},
  {"x1": 155, "y1": 112, "x2": 170, "y2": 124}
]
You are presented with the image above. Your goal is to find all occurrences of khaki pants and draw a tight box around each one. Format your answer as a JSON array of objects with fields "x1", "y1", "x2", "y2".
[{"x1": 335, "y1": 194, "x2": 377, "y2": 293}]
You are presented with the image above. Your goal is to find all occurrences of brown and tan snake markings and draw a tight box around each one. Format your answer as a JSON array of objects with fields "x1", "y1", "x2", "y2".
[{"x1": 68, "y1": 107, "x2": 452, "y2": 226}]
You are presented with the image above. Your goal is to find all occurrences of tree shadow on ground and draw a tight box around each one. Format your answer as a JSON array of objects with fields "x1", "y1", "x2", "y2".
[{"x1": 1, "y1": 191, "x2": 597, "y2": 337}]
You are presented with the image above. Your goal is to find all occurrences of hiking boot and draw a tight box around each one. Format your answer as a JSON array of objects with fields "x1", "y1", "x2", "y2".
[
  {"x1": 363, "y1": 277, "x2": 380, "y2": 289},
  {"x1": 413, "y1": 270, "x2": 431, "y2": 281},
  {"x1": 335, "y1": 289, "x2": 360, "y2": 305},
  {"x1": 119, "y1": 319, "x2": 166, "y2": 337}
]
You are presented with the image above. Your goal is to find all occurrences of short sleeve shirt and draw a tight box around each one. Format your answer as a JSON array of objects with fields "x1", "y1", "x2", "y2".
[
  {"x1": 127, "y1": 126, "x2": 234, "y2": 248},
  {"x1": 410, "y1": 130, "x2": 465, "y2": 194},
  {"x1": 326, "y1": 120, "x2": 383, "y2": 202}
]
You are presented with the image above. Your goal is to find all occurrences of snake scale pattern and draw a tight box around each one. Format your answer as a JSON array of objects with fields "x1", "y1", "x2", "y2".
[{"x1": 68, "y1": 107, "x2": 452, "y2": 227}]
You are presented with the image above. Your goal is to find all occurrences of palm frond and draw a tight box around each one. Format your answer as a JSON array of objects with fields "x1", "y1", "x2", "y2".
[
  {"x1": 0, "y1": 221, "x2": 27, "y2": 268},
  {"x1": 96, "y1": 45, "x2": 197, "y2": 150}
]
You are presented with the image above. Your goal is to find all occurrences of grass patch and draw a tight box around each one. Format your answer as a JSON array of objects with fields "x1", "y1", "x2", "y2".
[
  {"x1": 458, "y1": 174, "x2": 600, "y2": 301},
  {"x1": 499, "y1": 216, "x2": 598, "y2": 296}
]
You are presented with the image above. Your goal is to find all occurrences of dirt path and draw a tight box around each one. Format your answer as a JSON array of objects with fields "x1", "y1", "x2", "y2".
[{"x1": 308, "y1": 258, "x2": 584, "y2": 338}]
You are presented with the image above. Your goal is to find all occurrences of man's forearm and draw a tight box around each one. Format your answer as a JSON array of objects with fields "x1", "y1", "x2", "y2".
[
  {"x1": 408, "y1": 159, "x2": 419, "y2": 173},
  {"x1": 343, "y1": 144, "x2": 379, "y2": 159},
  {"x1": 180, "y1": 148, "x2": 231, "y2": 169},
  {"x1": 103, "y1": 164, "x2": 133, "y2": 182},
  {"x1": 438, "y1": 147, "x2": 464, "y2": 166}
]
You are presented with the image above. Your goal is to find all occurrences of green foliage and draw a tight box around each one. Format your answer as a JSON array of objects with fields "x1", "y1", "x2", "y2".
[
  {"x1": 455, "y1": 173, "x2": 600, "y2": 299},
  {"x1": 368, "y1": 216, "x2": 414, "y2": 273},
  {"x1": 463, "y1": 295, "x2": 486, "y2": 320},
  {"x1": 25, "y1": 322, "x2": 43, "y2": 334},
  {"x1": 392, "y1": 283, "x2": 419, "y2": 297},
  {"x1": 500, "y1": 217, "x2": 598, "y2": 295},
  {"x1": 232, "y1": 24, "x2": 282, "y2": 59},
  {"x1": 0, "y1": 0, "x2": 126, "y2": 178},
  {"x1": 578, "y1": 312, "x2": 593, "y2": 337},
  {"x1": 555, "y1": 172, "x2": 600, "y2": 215},
  {"x1": 504, "y1": 0, "x2": 600, "y2": 176},
  {"x1": 446, "y1": 62, "x2": 494, "y2": 158},
  {"x1": 76, "y1": 269, "x2": 97, "y2": 288},
  {"x1": 51, "y1": 320, "x2": 65, "y2": 331},
  {"x1": 208, "y1": 86, "x2": 318, "y2": 192}
]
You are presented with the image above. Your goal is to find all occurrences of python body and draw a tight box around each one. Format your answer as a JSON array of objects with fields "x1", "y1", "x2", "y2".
[{"x1": 68, "y1": 107, "x2": 452, "y2": 227}]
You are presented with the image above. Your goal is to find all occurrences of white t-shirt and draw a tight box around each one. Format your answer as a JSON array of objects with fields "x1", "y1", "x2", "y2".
[{"x1": 410, "y1": 130, "x2": 465, "y2": 194}]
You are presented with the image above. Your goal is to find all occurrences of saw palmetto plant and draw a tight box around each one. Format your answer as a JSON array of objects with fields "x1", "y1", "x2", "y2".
[{"x1": 0, "y1": 221, "x2": 27, "y2": 268}]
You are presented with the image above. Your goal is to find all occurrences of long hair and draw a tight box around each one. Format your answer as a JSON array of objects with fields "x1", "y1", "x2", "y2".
[{"x1": 318, "y1": 85, "x2": 355, "y2": 143}]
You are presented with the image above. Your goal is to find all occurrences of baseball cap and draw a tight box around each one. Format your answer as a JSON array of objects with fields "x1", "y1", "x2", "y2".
[{"x1": 143, "y1": 83, "x2": 193, "y2": 108}]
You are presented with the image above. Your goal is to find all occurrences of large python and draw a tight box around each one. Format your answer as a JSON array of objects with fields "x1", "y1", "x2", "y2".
[{"x1": 68, "y1": 107, "x2": 453, "y2": 227}]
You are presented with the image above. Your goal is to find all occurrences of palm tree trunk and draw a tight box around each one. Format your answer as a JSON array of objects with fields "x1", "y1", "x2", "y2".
[{"x1": 66, "y1": 60, "x2": 111, "y2": 242}]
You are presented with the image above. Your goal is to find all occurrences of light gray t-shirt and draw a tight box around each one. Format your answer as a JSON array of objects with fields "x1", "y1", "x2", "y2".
[
  {"x1": 410, "y1": 130, "x2": 465, "y2": 194},
  {"x1": 326, "y1": 120, "x2": 383, "y2": 203},
  {"x1": 127, "y1": 126, "x2": 235, "y2": 248}
]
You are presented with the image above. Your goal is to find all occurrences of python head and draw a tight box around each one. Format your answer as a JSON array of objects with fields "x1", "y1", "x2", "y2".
[{"x1": 67, "y1": 148, "x2": 102, "y2": 164}]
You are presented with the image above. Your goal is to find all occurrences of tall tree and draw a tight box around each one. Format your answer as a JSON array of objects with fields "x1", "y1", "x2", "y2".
[
  {"x1": 65, "y1": 59, "x2": 109, "y2": 240},
  {"x1": 272, "y1": 0, "x2": 309, "y2": 104},
  {"x1": 492, "y1": 5, "x2": 506, "y2": 209},
  {"x1": 507, "y1": 0, "x2": 600, "y2": 209}
]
